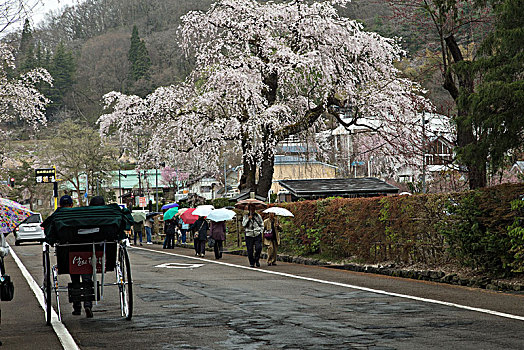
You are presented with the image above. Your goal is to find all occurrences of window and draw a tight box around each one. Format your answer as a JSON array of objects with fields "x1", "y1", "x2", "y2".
[{"x1": 200, "y1": 186, "x2": 211, "y2": 193}]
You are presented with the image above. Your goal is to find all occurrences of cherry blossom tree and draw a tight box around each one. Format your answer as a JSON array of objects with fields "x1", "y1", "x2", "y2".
[
  {"x1": 100, "y1": 0, "x2": 432, "y2": 198},
  {"x1": 0, "y1": 43, "x2": 51, "y2": 126}
]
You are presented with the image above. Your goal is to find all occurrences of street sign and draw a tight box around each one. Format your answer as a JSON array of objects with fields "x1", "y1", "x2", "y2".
[
  {"x1": 35, "y1": 168, "x2": 56, "y2": 183},
  {"x1": 139, "y1": 196, "x2": 147, "y2": 207}
]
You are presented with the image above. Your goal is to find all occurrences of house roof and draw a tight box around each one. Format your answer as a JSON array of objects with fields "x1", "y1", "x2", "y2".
[{"x1": 279, "y1": 177, "x2": 399, "y2": 197}]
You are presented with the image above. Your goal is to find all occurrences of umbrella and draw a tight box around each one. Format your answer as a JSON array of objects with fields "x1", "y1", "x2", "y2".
[
  {"x1": 131, "y1": 211, "x2": 147, "y2": 223},
  {"x1": 192, "y1": 205, "x2": 215, "y2": 217},
  {"x1": 0, "y1": 198, "x2": 34, "y2": 234},
  {"x1": 161, "y1": 202, "x2": 179, "y2": 210},
  {"x1": 177, "y1": 208, "x2": 189, "y2": 216},
  {"x1": 163, "y1": 207, "x2": 179, "y2": 221},
  {"x1": 180, "y1": 208, "x2": 199, "y2": 224},
  {"x1": 235, "y1": 198, "x2": 267, "y2": 211},
  {"x1": 146, "y1": 212, "x2": 162, "y2": 218},
  {"x1": 207, "y1": 208, "x2": 236, "y2": 222},
  {"x1": 263, "y1": 207, "x2": 294, "y2": 217}
]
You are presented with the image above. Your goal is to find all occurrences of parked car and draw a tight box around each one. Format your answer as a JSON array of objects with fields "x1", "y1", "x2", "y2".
[{"x1": 14, "y1": 213, "x2": 44, "y2": 245}]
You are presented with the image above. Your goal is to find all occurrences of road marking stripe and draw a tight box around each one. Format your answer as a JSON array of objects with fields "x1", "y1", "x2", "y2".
[
  {"x1": 134, "y1": 246, "x2": 524, "y2": 322},
  {"x1": 9, "y1": 246, "x2": 80, "y2": 350}
]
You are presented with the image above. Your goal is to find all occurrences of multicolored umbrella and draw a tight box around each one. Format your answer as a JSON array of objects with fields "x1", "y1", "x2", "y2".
[
  {"x1": 161, "y1": 202, "x2": 179, "y2": 210},
  {"x1": 206, "y1": 208, "x2": 236, "y2": 222},
  {"x1": 0, "y1": 198, "x2": 34, "y2": 234},
  {"x1": 180, "y1": 208, "x2": 198, "y2": 225},
  {"x1": 163, "y1": 207, "x2": 179, "y2": 221}
]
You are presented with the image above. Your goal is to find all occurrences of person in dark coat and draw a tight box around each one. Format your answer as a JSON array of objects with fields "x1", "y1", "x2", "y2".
[
  {"x1": 191, "y1": 216, "x2": 209, "y2": 257},
  {"x1": 163, "y1": 219, "x2": 176, "y2": 249},
  {"x1": 209, "y1": 221, "x2": 226, "y2": 259}
]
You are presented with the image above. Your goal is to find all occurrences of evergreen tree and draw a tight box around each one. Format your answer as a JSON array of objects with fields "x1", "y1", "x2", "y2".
[
  {"x1": 48, "y1": 42, "x2": 76, "y2": 113},
  {"x1": 128, "y1": 25, "x2": 151, "y2": 81},
  {"x1": 17, "y1": 18, "x2": 36, "y2": 73},
  {"x1": 460, "y1": 0, "x2": 524, "y2": 176}
]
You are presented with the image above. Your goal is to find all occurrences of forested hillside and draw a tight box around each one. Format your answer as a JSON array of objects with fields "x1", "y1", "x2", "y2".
[{"x1": 3, "y1": 0, "x2": 425, "y2": 133}]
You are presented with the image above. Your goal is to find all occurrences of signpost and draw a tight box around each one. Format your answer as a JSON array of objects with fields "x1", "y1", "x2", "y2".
[
  {"x1": 139, "y1": 196, "x2": 147, "y2": 208},
  {"x1": 35, "y1": 168, "x2": 56, "y2": 183},
  {"x1": 35, "y1": 167, "x2": 58, "y2": 209}
]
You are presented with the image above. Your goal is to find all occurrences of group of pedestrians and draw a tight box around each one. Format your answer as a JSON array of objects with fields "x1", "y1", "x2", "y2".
[
  {"x1": 151, "y1": 204, "x2": 281, "y2": 266},
  {"x1": 131, "y1": 217, "x2": 153, "y2": 246}
]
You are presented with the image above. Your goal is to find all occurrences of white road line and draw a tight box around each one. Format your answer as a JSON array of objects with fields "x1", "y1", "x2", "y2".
[
  {"x1": 9, "y1": 246, "x2": 80, "y2": 350},
  {"x1": 135, "y1": 246, "x2": 524, "y2": 322}
]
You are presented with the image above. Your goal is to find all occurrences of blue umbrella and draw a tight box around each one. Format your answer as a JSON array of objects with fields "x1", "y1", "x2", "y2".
[
  {"x1": 161, "y1": 202, "x2": 179, "y2": 210},
  {"x1": 206, "y1": 208, "x2": 236, "y2": 222}
]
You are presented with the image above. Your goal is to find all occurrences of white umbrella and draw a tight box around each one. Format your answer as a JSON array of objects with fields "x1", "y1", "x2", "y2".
[
  {"x1": 263, "y1": 207, "x2": 294, "y2": 217},
  {"x1": 192, "y1": 205, "x2": 215, "y2": 217},
  {"x1": 206, "y1": 208, "x2": 236, "y2": 222}
]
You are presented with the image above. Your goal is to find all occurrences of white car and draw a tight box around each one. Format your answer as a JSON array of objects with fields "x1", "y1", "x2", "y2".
[{"x1": 14, "y1": 213, "x2": 45, "y2": 245}]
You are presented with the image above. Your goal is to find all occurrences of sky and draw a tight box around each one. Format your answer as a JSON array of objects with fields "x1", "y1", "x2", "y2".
[{"x1": 31, "y1": 0, "x2": 79, "y2": 26}]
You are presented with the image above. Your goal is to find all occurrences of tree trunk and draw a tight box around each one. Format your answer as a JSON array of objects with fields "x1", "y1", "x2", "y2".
[
  {"x1": 256, "y1": 130, "x2": 275, "y2": 199},
  {"x1": 443, "y1": 35, "x2": 486, "y2": 189},
  {"x1": 238, "y1": 130, "x2": 256, "y2": 193}
]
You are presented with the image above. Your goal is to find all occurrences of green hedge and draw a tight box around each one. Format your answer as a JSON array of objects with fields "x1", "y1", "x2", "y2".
[{"x1": 277, "y1": 183, "x2": 524, "y2": 276}]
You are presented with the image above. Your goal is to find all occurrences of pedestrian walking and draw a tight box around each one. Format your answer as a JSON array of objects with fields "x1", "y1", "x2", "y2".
[
  {"x1": 209, "y1": 220, "x2": 226, "y2": 259},
  {"x1": 263, "y1": 213, "x2": 281, "y2": 266},
  {"x1": 133, "y1": 220, "x2": 143, "y2": 246},
  {"x1": 163, "y1": 219, "x2": 176, "y2": 249},
  {"x1": 191, "y1": 216, "x2": 208, "y2": 257},
  {"x1": 144, "y1": 216, "x2": 153, "y2": 244},
  {"x1": 242, "y1": 205, "x2": 263, "y2": 267}
]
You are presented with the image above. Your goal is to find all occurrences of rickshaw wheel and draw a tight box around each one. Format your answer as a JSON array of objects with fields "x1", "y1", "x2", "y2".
[
  {"x1": 118, "y1": 245, "x2": 133, "y2": 320},
  {"x1": 43, "y1": 245, "x2": 52, "y2": 325}
]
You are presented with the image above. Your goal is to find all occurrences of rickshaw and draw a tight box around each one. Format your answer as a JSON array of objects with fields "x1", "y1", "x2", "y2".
[{"x1": 41, "y1": 204, "x2": 134, "y2": 325}]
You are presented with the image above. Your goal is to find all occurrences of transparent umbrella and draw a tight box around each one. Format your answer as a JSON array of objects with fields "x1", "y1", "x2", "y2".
[
  {"x1": 263, "y1": 207, "x2": 294, "y2": 217},
  {"x1": 192, "y1": 205, "x2": 215, "y2": 217},
  {"x1": 206, "y1": 208, "x2": 236, "y2": 222}
]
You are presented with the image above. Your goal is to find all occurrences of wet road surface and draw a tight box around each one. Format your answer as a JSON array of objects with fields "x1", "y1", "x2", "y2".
[{"x1": 5, "y1": 239, "x2": 524, "y2": 349}]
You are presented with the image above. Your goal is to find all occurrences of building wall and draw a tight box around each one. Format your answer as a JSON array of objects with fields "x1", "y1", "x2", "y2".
[{"x1": 271, "y1": 163, "x2": 337, "y2": 194}]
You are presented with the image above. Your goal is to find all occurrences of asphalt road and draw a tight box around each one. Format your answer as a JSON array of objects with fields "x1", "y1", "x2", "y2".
[{"x1": 3, "y1": 237, "x2": 524, "y2": 349}]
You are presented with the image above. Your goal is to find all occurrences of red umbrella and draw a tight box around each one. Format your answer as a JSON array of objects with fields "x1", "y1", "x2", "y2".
[{"x1": 180, "y1": 208, "x2": 199, "y2": 224}]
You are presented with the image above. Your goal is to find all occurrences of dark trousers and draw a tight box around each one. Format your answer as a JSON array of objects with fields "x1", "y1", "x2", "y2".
[
  {"x1": 214, "y1": 240, "x2": 223, "y2": 259},
  {"x1": 71, "y1": 274, "x2": 93, "y2": 310},
  {"x1": 180, "y1": 229, "x2": 187, "y2": 243},
  {"x1": 245, "y1": 234, "x2": 262, "y2": 266},
  {"x1": 194, "y1": 239, "x2": 206, "y2": 255},
  {"x1": 163, "y1": 234, "x2": 174, "y2": 248},
  {"x1": 134, "y1": 230, "x2": 142, "y2": 245}
]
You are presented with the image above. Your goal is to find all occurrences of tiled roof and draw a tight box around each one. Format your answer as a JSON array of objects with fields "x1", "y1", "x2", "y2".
[{"x1": 279, "y1": 178, "x2": 399, "y2": 197}]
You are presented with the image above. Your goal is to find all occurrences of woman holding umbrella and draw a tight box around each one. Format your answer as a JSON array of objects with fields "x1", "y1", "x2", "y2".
[
  {"x1": 207, "y1": 208, "x2": 235, "y2": 260},
  {"x1": 263, "y1": 213, "x2": 281, "y2": 266},
  {"x1": 240, "y1": 202, "x2": 265, "y2": 268},
  {"x1": 262, "y1": 207, "x2": 293, "y2": 266},
  {"x1": 191, "y1": 216, "x2": 209, "y2": 257}
]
